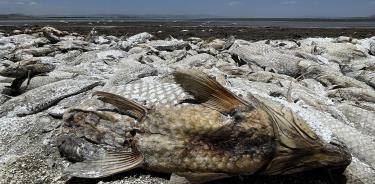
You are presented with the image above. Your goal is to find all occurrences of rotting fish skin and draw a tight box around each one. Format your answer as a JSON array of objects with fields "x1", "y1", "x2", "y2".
[
  {"x1": 0, "y1": 59, "x2": 55, "y2": 78},
  {"x1": 0, "y1": 59, "x2": 56, "y2": 95},
  {"x1": 120, "y1": 32, "x2": 153, "y2": 51},
  {"x1": 0, "y1": 79, "x2": 102, "y2": 118},
  {"x1": 149, "y1": 39, "x2": 189, "y2": 51},
  {"x1": 59, "y1": 70, "x2": 351, "y2": 183}
]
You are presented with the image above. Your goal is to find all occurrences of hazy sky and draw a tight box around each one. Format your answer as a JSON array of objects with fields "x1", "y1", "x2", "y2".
[{"x1": 0, "y1": 0, "x2": 374, "y2": 17}]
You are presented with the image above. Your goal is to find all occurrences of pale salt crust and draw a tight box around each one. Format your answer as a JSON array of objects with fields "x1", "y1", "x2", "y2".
[
  {"x1": 0, "y1": 115, "x2": 38, "y2": 155},
  {"x1": 96, "y1": 50, "x2": 127, "y2": 60},
  {"x1": 345, "y1": 157, "x2": 375, "y2": 183},
  {"x1": 0, "y1": 154, "x2": 18, "y2": 165},
  {"x1": 357, "y1": 37, "x2": 375, "y2": 50}
]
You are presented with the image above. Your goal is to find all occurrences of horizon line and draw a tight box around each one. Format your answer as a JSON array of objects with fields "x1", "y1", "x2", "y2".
[{"x1": 1, "y1": 13, "x2": 374, "y2": 19}]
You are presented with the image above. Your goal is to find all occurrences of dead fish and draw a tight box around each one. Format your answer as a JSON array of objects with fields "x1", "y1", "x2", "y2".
[
  {"x1": 126, "y1": 32, "x2": 153, "y2": 44},
  {"x1": 0, "y1": 59, "x2": 55, "y2": 79},
  {"x1": 203, "y1": 39, "x2": 226, "y2": 50},
  {"x1": 223, "y1": 36, "x2": 236, "y2": 50},
  {"x1": 149, "y1": 39, "x2": 189, "y2": 51},
  {"x1": 0, "y1": 79, "x2": 101, "y2": 118},
  {"x1": 228, "y1": 42, "x2": 302, "y2": 76},
  {"x1": 60, "y1": 70, "x2": 351, "y2": 183},
  {"x1": 298, "y1": 60, "x2": 373, "y2": 90},
  {"x1": 319, "y1": 42, "x2": 367, "y2": 61},
  {"x1": 42, "y1": 30, "x2": 61, "y2": 44},
  {"x1": 85, "y1": 27, "x2": 98, "y2": 42},
  {"x1": 370, "y1": 42, "x2": 375, "y2": 56},
  {"x1": 328, "y1": 87, "x2": 375, "y2": 103},
  {"x1": 334, "y1": 36, "x2": 358, "y2": 44},
  {"x1": 0, "y1": 59, "x2": 55, "y2": 95},
  {"x1": 120, "y1": 32, "x2": 153, "y2": 51},
  {"x1": 41, "y1": 26, "x2": 66, "y2": 37}
]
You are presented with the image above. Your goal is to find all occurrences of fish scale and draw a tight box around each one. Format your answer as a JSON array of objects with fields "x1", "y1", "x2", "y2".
[
  {"x1": 69, "y1": 81, "x2": 187, "y2": 114},
  {"x1": 137, "y1": 105, "x2": 274, "y2": 173},
  {"x1": 138, "y1": 134, "x2": 269, "y2": 174},
  {"x1": 324, "y1": 119, "x2": 375, "y2": 169},
  {"x1": 102, "y1": 82, "x2": 188, "y2": 106}
]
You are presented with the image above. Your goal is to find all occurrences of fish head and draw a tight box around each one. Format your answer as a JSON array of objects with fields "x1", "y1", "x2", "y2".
[
  {"x1": 0, "y1": 65, "x2": 26, "y2": 77},
  {"x1": 265, "y1": 136, "x2": 351, "y2": 175},
  {"x1": 33, "y1": 63, "x2": 56, "y2": 73},
  {"x1": 252, "y1": 97, "x2": 352, "y2": 175},
  {"x1": 309, "y1": 137, "x2": 351, "y2": 169},
  {"x1": 62, "y1": 106, "x2": 138, "y2": 148},
  {"x1": 235, "y1": 93, "x2": 351, "y2": 174},
  {"x1": 230, "y1": 105, "x2": 350, "y2": 174}
]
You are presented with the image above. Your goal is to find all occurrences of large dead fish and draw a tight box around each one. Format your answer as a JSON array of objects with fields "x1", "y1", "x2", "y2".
[{"x1": 59, "y1": 70, "x2": 351, "y2": 183}]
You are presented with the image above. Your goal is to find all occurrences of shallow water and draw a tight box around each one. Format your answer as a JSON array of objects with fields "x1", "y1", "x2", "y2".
[{"x1": 1, "y1": 18, "x2": 375, "y2": 28}]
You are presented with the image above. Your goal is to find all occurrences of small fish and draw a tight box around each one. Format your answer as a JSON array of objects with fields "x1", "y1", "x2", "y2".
[
  {"x1": 370, "y1": 42, "x2": 375, "y2": 56},
  {"x1": 0, "y1": 79, "x2": 101, "y2": 118},
  {"x1": 0, "y1": 59, "x2": 55, "y2": 78},
  {"x1": 120, "y1": 32, "x2": 153, "y2": 51},
  {"x1": 59, "y1": 69, "x2": 351, "y2": 183},
  {"x1": 0, "y1": 59, "x2": 55, "y2": 95},
  {"x1": 149, "y1": 39, "x2": 189, "y2": 51}
]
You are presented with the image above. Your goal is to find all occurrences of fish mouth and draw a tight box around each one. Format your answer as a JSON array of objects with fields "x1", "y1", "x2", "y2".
[
  {"x1": 294, "y1": 139, "x2": 351, "y2": 173},
  {"x1": 264, "y1": 138, "x2": 352, "y2": 175},
  {"x1": 313, "y1": 138, "x2": 352, "y2": 169}
]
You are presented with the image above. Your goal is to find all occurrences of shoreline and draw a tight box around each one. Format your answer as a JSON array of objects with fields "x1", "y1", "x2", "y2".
[{"x1": 1, "y1": 21, "x2": 375, "y2": 41}]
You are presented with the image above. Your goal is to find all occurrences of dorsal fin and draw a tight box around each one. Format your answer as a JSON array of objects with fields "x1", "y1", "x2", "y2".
[
  {"x1": 173, "y1": 69, "x2": 253, "y2": 114},
  {"x1": 93, "y1": 91, "x2": 147, "y2": 121},
  {"x1": 65, "y1": 150, "x2": 143, "y2": 178}
]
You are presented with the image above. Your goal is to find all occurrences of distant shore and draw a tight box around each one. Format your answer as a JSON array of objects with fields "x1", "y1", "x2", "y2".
[{"x1": 1, "y1": 19, "x2": 374, "y2": 41}]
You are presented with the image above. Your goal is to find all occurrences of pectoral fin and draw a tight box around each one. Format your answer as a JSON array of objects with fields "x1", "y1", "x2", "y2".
[
  {"x1": 10, "y1": 77, "x2": 27, "y2": 89},
  {"x1": 93, "y1": 91, "x2": 147, "y2": 121},
  {"x1": 65, "y1": 150, "x2": 143, "y2": 178},
  {"x1": 173, "y1": 69, "x2": 253, "y2": 115},
  {"x1": 169, "y1": 173, "x2": 230, "y2": 184}
]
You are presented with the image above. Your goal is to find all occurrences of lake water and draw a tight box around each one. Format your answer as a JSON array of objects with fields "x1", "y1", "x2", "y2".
[{"x1": 1, "y1": 18, "x2": 375, "y2": 28}]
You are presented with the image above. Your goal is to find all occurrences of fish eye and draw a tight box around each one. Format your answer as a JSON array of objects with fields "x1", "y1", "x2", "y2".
[
  {"x1": 234, "y1": 114, "x2": 244, "y2": 123},
  {"x1": 130, "y1": 129, "x2": 137, "y2": 137},
  {"x1": 229, "y1": 109, "x2": 244, "y2": 123}
]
